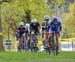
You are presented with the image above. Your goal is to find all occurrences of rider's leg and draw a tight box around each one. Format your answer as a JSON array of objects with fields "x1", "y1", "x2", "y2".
[
  {"x1": 42, "y1": 33, "x2": 46, "y2": 47},
  {"x1": 51, "y1": 33, "x2": 55, "y2": 51},
  {"x1": 24, "y1": 34, "x2": 29, "y2": 51},
  {"x1": 27, "y1": 35, "x2": 31, "y2": 51},
  {"x1": 23, "y1": 34, "x2": 26, "y2": 50},
  {"x1": 49, "y1": 31, "x2": 54, "y2": 51},
  {"x1": 56, "y1": 33, "x2": 60, "y2": 53},
  {"x1": 18, "y1": 37, "x2": 22, "y2": 51},
  {"x1": 35, "y1": 34, "x2": 39, "y2": 43},
  {"x1": 18, "y1": 36, "x2": 23, "y2": 46}
]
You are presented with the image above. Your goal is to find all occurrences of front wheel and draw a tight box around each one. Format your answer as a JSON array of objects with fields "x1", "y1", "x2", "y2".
[{"x1": 53, "y1": 45, "x2": 59, "y2": 56}]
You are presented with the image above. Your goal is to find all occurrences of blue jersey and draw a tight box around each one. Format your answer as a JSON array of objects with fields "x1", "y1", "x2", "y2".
[{"x1": 49, "y1": 20, "x2": 62, "y2": 33}]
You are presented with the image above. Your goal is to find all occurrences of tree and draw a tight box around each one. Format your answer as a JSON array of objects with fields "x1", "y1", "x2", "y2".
[
  {"x1": 63, "y1": 3, "x2": 75, "y2": 37},
  {"x1": 1, "y1": 0, "x2": 53, "y2": 38},
  {"x1": 46, "y1": 0, "x2": 65, "y2": 16}
]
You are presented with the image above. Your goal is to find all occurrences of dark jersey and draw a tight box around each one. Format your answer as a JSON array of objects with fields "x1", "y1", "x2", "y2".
[
  {"x1": 30, "y1": 22, "x2": 40, "y2": 33},
  {"x1": 17, "y1": 26, "x2": 25, "y2": 36},
  {"x1": 42, "y1": 22, "x2": 50, "y2": 32}
]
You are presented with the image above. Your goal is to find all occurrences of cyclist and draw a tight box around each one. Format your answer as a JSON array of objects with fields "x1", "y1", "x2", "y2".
[
  {"x1": 25, "y1": 23, "x2": 30, "y2": 51},
  {"x1": 30, "y1": 18, "x2": 40, "y2": 42},
  {"x1": 49, "y1": 16, "x2": 62, "y2": 54},
  {"x1": 16, "y1": 22, "x2": 26, "y2": 51},
  {"x1": 42, "y1": 15, "x2": 50, "y2": 48},
  {"x1": 30, "y1": 19, "x2": 40, "y2": 52},
  {"x1": 25, "y1": 23, "x2": 30, "y2": 39},
  {"x1": 42, "y1": 15, "x2": 51, "y2": 37}
]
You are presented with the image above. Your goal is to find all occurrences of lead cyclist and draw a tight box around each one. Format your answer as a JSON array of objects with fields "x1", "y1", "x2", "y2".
[{"x1": 49, "y1": 16, "x2": 62, "y2": 54}]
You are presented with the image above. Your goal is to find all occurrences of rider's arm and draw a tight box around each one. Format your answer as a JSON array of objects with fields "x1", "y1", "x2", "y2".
[
  {"x1": 60, "y1": 26, "x2": 62, "y2": 31},
  {"x1": 59, "y1": 21, "x2": 62, "y2": 31}
]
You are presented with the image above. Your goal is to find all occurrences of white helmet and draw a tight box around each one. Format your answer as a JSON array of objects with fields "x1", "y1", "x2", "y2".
[
  {"x1": 26, "y1": 23, "x2": 30, "y2": 27},
  {"x1": 31, "y1": 18, "x2": 37, "y2": 23},
  {"x1": 44, "y1": 15, "x2": 50, "y2": 20}
]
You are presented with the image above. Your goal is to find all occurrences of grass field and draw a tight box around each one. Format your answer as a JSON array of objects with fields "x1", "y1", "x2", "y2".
[{"x1": 0, "y1": 51, "x2": 75, "y2": 62}]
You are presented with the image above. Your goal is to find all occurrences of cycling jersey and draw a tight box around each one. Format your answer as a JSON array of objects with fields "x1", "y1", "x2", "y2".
[
  {"x1": 30, "y1": 22, "x2": 40, "y2": 34},
  {"x1": 17, "y1": 26, "x2": 26, "y2": 38},
  {"x1": 49, "y1": 20, "x2": 62, "y2": 33},
  {"x1": 42, "y1": 21, "x2": 50, "y2": 32}
]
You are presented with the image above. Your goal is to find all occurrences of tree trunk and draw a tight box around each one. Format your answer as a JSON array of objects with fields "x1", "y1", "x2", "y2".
[{"x1": 0, "y1": 4, "x2": 4, "y2": 51}]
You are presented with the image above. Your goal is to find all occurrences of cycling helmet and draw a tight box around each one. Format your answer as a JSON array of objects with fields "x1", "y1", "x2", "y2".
[
  {"x1": 44, "y1": 15, "x2": 50, "y2": 20},
  {"x1": 19, "y1": 22, "x2": 24, "y2": 26},
  {"x1": 52, "y1": 16, "x2": 59, "y2": 22},
  {"x1": 31, "y1": 18, "x2": 37, "y2": 23},
  {"x1": 26, "y1": 23, "x2": 30, "y2": 27}
]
